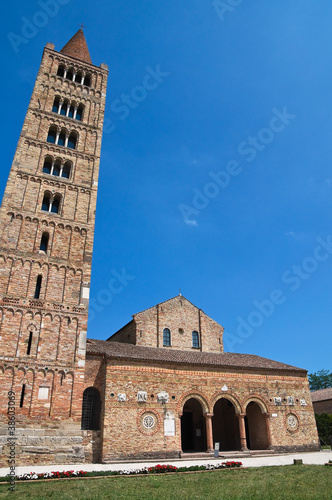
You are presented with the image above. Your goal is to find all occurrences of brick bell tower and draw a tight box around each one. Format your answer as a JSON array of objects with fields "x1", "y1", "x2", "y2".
[{"x1": 0, "y1": 29, "x2": 108, "y2": 465}]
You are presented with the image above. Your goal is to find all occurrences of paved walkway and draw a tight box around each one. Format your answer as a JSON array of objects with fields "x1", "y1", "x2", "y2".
[{"x1": 1, "y1": 450, "x2": 331, "y2": 476}]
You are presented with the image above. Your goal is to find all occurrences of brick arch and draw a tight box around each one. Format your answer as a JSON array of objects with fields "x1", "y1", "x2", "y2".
[
  {"x1": 243, "y1": 395, "x2": 269, "y2": 414},
  {"x1": 177, "y1": 391, "x2": 210, "y2": 415},
  {"x1": 210, "y1": 393, "x2": 242, "y2": 414}
]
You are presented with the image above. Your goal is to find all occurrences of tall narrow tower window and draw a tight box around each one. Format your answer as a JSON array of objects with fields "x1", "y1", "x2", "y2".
[
  {"x1": 75, "y1": 71, "x2": 83, "y2": 83},
  {"x1": 47, "y1": 127, "x2": 57, "y2": 144},
  {"x1": 76, "y1": 105, "x2": 84, "y2": 121},
  {"x1": 40, "y1": 232, "x2": 49, "y2": 252},
  {"x1": 27, "y1": 332, "x2": 33, "y2": 355},
  {"x1": 42, "y1": 158, "x2": 52, "y2": 175},
  {"x1": 34, "y1": 275, "x2": 42, "y2": 299},
  {"x1": 57, "y1": 65, "x2": 65, "y2": 77},
  {"x1": 52, "y1": 161, "x2": 61, "y2": 176},
  {"x1": 83, "y1": 74, "x2": 91, "y2": 86},
  {"x1": 66, "y1": 68, "x2": 73, "y2": 81},
  {"x1": 58, "y1": 131, "x2": 66, "y2": 146},
  {"x1": 68, "y1": 133, "x2": 77, "y2": 149},
  {"x1": 41, "y1": 192, "x2": 51, "y2": 211},
  {"x1": 60, "y1": 101, "x2": 68, "y2": 116},
  {"x1": 52, "y1": 97, "x2": 60, "y2": 113},
  {"x1": 19, "y1": 384, "x2": 26, "y2": 408},
  {"x1": 51, "y1": 195, "x2": 61, "y2": 214},
  {"x1": 163, "y1": 328, "x2": 171, "y2": 347},
  {"x1": 62, "y1": 162, "x2": 71, "y2": 179}
]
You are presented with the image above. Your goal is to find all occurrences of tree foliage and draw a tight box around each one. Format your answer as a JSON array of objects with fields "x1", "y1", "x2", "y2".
[
  {"x1": 315, "y1": 413, "x2": 332, "y2": 444},
  {"x1": 308, "y1": 369, "x2": 332, "y2": 391}
]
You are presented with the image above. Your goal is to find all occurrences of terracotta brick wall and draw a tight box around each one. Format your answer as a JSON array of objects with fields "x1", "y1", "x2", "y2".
[
  {"x1": 132, "y1": 296, "x2": 223, "y2": 352},
  {"x1": 99, "y1": 358, "x2": 319, "y2": 461},
  {"x1": 0, "y1": 39, "x2": 108, "y2": 466}
]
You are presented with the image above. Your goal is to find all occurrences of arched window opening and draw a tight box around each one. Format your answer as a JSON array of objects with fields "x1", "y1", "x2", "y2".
[
  {"x1": 34, "y1": 275, "x2": 42, "y2": 299},
  {"x1": 42, "y1": 157, "x2": 52, "y2": 175},
  {"x1": 19, "y1": 384, "x2": 26, "y2": 408},
  {"x1": 67, "y1": 133, "x2": 77, "y2": 149},
  {"x1": 52, "y1": 161, "x2": 61, "y2": 176},
  {"x1": 81, "y1": 387, "x2": 102, "y2": 430},
  {"x1": 75, "y1": 72, "x2": 82, "y2": 83},
  {"x1": 58, "y1": 130, "x2": 66, "y2": 147},
  {"x1": 57, "y1": 65, "x2": 65, "y2": 77},
  {"x1": 60, "y1": 101, "x2": 68, "y2": 116},
  {"x1": 47, "y1": 127, "x2": 57, "y2": 144},
  {"x1": 163, "y1": 328, "x2": 171, "y2": 347},
  {"x1": 62, "y1": 162, "x2": 71, "y2": 179},
  {"x1": 68, "y1": 105, "x2": 75, "y2": 119},
  {"x1": 192, "y1": 331, "x2": 199, "y2": 349},
  {"x1": 52, "y1": 97, "x2": 60, "y2": 113},
  {"x1": 76, "y1": 104, "x2": 83, "y2": 121},
  {"x1": 83, "y1": 74, "x2": 91, "y2": 86},
  {"x1": 27, "y1": 332, "x2": 33, "y2": 355},
  {"x1": 41, "y1": 192, "x2": 51, "y2": 211},
  {"x1": 40, "y1": 232, "x2": 49, "y2": 252},
  {"x1": 66, "y1": 69, "x2": 73, "y2": 81},
  {"x1": 51, "y1": 195, "x2": 61, "y2": 214}
]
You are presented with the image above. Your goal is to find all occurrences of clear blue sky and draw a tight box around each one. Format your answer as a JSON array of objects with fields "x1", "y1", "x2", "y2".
[{"x1": 2, "y1": 1, "x2": 332, "y2": 374}]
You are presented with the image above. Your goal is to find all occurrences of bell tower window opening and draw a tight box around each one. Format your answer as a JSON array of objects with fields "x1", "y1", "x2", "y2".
[
  {"x1": 41, "y1": 192, "x2": 51, "y2": 211},
  {"x1": 43, "y1": 157, "x2": 71, "y2": 179},
  {"x1": 57, "y1": 65, "x2": 65, "y2": 77},
  {"x1": 52, "y1": 97, "x2": 60, "y2": 113},
  {"x1": 83, "y1": 74, "x2": 91, "y2": 86},
  {"x1": 51, "y1": 194, "x2": 61, "y2": 214},
  {"x1": 19, "y1": 384, "x2": 26, "y2": 408},
  {"x1": 27, "y1": 332, "x2": 33, "y2": 355},
  {"x1": 46, "y1": 127, "x2": 78, "y2": 149},
  {"x1": 40, "y1": 232, "x2": 49, "y2": 252},
  {"x1": 34, "y1": 275, "x2": 42, "y2": 299}
]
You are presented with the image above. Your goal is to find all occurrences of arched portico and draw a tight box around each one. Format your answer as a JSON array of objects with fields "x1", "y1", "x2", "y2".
[
  {"x1": 181, "y1": 397, "x2": 207, "y2": 452},
  {"x1": 212, "y1": 397, "x2": 241, "y2": 451},
  {"x1": 245, "y1": 401, "x2": 270, "y2": 450}
]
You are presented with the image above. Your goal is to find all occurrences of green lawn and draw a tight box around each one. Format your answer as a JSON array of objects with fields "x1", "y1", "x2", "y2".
[{"x1": 0, "y1": 465, "x2": 331, "y2": 500}]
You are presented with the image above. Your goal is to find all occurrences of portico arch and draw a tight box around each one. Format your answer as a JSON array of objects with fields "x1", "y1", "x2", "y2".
[
  {"x1": 181, "y1": 397, "x2": 207, "y2": 452},
  {"x1": 244, "y1": 400, "x2": 269, "y2": 450},
  {"x1": 212, "y1": 397, "x2": 241, "y2": 451}
]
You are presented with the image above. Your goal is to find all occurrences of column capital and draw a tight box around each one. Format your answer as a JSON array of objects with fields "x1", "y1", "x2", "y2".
[{"x1": 204, "y1": 413, "x2": 214, "y2": 418}]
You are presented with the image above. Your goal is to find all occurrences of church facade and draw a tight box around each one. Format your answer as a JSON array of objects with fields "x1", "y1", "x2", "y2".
[{"x1": 0, "y1": 31, "x2": 319, "y2": 467}]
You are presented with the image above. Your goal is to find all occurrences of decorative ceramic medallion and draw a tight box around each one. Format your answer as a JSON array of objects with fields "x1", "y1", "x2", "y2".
[
  {"x1": 143, "y1": 414, "x2": 155, "y2": 429},
  {"x1": 287, "y1": 413, "x2": 299, "y2": 431}
]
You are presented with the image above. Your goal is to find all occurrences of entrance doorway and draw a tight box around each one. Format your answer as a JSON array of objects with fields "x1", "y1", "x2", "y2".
[
  {"x1": 181, "y1": 398, "x2": 206, "y2": 452},
  {"x1": 212, "y1": 398, "x2": 240, "y2": 451},
  {"x1": 245, "y1": 402, "x2": 269, "y2": 450}
]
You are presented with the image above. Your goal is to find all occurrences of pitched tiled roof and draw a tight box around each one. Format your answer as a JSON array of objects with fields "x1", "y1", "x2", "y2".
[
  {"x1": 60, "y1": 29, "x2": 92, "y2": 64},
  {"x1": 86, "y1": 339, "x2": 306, "y2": 374},
  {"x1": 310, "y1": 387, "x2": 332, "y2": 402}
]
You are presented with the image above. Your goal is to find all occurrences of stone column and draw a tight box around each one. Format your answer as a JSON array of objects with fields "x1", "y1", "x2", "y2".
[
  {"x1": 204, "y1": 413, "x2": 214, "y2": 452},
  {"x1": 263, "y1": 413, "x2": 272, "y2": 449},
  {"x1": 237, "y1": 413, "x2": 248, "y2": 451}
]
